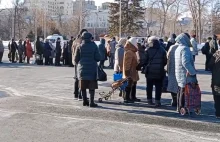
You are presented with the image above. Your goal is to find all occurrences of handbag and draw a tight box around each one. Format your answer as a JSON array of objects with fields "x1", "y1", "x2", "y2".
[
  {"x1": 143, "y1": 48, "x2": 159, "y2": 74},
  {"x1": 97, "y1": 66, "x2": 107, "y2": 81}
]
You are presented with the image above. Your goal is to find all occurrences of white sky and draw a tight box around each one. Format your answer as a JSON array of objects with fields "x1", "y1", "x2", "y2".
[{"x1": 0, "y1": 0, "x2": 114, "y2": 8}]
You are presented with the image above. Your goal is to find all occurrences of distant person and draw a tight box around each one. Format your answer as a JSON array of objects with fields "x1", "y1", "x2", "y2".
[
  {"x1": 36, "y1": 36, "x2": 44, "y2": 65},
  {"x1": 73, "y1": 32, "x2": 101, "y2": 107},
  {"x1": 109, "y1": 37, "x2": 117, "y2": 69},
  {"x1": 210, "y1": 35, "x2": 219, "y2": 55},
  {"x1": 175, "y1": 33, "x2": 197, "y2": 113},
  {"x1": 68, "y1": 36, "x2": 74, "y2": 67},
  {"x1": 8, "y1": 38, "x2": 18, "y2": 63},
  {"x1": 0, "y1": 39, "x2": 4, "y2": 63},
  {"x1": 98, "y1": 38, "x2": 107, "y2": 68},
  {"x1": 144, "y1": 36, "x2": 167, "y2": 107},
  {"x1": 18, "y1": 39, "x2": 25, "y2": 63},
  {"x1": 44, "y1": 39, "x2": 52, "y2": 65},
  {"x1": 136, "y1": 39, "x2": 146, "y2": 72},
  {"x1": 209, "y1": 50, "x2": 220, "y2": 119},
  {"x1": 114, "y1": 38, "x2": 126, "y2": 73},
  {"x1": 166, "y1": 34, "x2": 176, "y2": 51},
  {"x1": 123, "y1": 37, "x2": 140, "y2": 103},
  {"x1": 63, "y1": 41, "x2": 69, "y2": 65},
  {"x1": 190, "y1": 34, "x2": 198, "y2": 62},
  {"x1": 55, "y1": 37, "x2": 62, "y2": 66},
  {"x1": 72, "y1": 29, "x2": 88, "y2": 100},
  {"x1": 201, "y1": 37, "x2": 212, "y2": 71},
  {"x1": 23, "y1": 37, "x2": 28, "y2": 61},
  {"x1": 25, "y1": 39, "x2": 33, "y2": 64},
  {"x1": 159, "y1": 38, "x2": 166, "y2": 49}
]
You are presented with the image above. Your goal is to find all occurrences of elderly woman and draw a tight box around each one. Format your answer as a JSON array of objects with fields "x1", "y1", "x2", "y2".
[
  {"x1": 123, "y1": 37, "x2": 140, "y2": 103},
  {"x1": 114, "y1": 38, "x2": 127, "y2": 73},
  {"x1": 74, "y1": 32, "x2": 101, "y2": 107}
]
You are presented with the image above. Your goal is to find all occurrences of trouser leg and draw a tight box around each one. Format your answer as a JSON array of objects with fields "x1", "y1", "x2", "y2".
[
  {"x1": 213, "y1": 94, "x2": 220, "y2": 117},
  {"x1": 27, "y1": 57, "x2": 30, "y2": 64},
  {"x1": 11, "y1": 52, "x2": 15, "y2": 62},
  {"x1": 177, "y1": 87, "x2": 185, "y2": 112},
  {"x1": 171, "y1": 92, "x2": 177, "y2": 106},
  {"x1": 147, "y1": 78, "x2": 154, "y2": 101},
  {"x1": 0, "y1": 52, "x2": 3, "y2": 62},
  {"x1": 81, "y1": 90, "x2": 87, "y2": 102},
  {"x1": 89, "y1": 90, "x2": 95, "y2": 104},
  {"x1": 155, "y1": 79, "x2": 163, "y2": 102}
]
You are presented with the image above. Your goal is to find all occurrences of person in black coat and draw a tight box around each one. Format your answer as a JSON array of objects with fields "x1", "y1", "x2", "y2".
[
  {"x1": 36, "y1": 36, "x2": 44, "y2": 65},
  {"x1": 68, "y1": 36, "x2": 74, "y2": 67},
  {"x1": 55, "y1": 37, "x2": 62, "y2": 66},
  {"x1": 201, "y1": 37, "x2": 212, "y2": 71},
  {"x1": 63, "y1": 41, "x2": 69, "y2": 65},
  {"x1": 166, "y1": 34, "x2": 176, "y2": 51},
  {"x1": 144, "y1": 36, "x2": 167, "y2": 107},
  {"x1": 44, "y1": 40, "x2": 52, "y2": 65},
  {"x1": 9, "y1": 38, "x2": 18, "y2": 63}
]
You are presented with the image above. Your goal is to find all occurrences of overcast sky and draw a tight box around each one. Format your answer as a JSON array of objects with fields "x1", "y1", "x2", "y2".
[{"x1": 0, "y1": 0, "x2": 115, "y2": 8}]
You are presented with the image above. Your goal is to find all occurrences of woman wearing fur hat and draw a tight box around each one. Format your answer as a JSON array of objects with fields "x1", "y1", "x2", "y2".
[
  {"x1": 123, "y1": 37, "x2": 140, "y2": 103},
  {"x1": 144, "y1": 36, "x2": 167, "y2": 107}
]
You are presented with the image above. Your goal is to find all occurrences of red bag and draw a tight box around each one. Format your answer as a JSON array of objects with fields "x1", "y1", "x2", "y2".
[{"x1": 184, "y1": 83, "x2": 201, "y2": 113}]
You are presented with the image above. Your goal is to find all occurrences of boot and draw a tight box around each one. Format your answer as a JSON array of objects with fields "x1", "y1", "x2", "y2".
[
  {"x1": 155, "y1": 100, "x2": 161, "y2": 107},
  {"x1": 89, "y1": 90, "x2": 98, "y2": 107},
  {"x1": 130, "y1": 84, "x2": 141, "y2": 102},
  {"x1": 171, "y1": 93, "x2": 177, "y2": 107},
  {"x1": 82, "y1": 90, "x2": 89, "y2": 106},
  {"x1": 124, "y1": 87, "x2": 134, "y2": 103}
]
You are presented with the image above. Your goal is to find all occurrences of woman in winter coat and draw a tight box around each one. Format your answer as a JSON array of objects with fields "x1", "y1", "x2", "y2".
[
  {"x1": 18, "y1": 39, "x2": 25, "y2": 63},
  {"x1": 98, "y1": 38, "x2": 107, "y2": 68},
  {"x1": 123, "y1": 37, "x2": 140, "y2": 103},
  {"x1": 209, "y1": 51, "x2": 220, "y2": 119},
  {"x1": 175, "y1": 33, "x2": 197, "y2": 113},
  {"x1": 44, "y1": 39, "x2": 52, "y2": 65},
  {"x1": 114, "y1": 38, "x2": 126, "y2": 73},
  {"x1": 36, "y1": 36, "x2": 44, "y2": 65},
  {"x1": 190, "y1": 34, "x2": 198, "y2": 62},
  {"x1": 167, "y1": 43, "x2": 179, "y2": 107},
  {"x1": 144, "y1": 36, "x2": 167, "y2": 107},
  {"x1": 73, "y1": 32, "x2": 101, "y2": 107},
  {"x1": 25, "y1": 39, "x2": 33, "y2": 64},
  {"x1": 0, "y1": 39, "x2": 4, "y2": 63}
]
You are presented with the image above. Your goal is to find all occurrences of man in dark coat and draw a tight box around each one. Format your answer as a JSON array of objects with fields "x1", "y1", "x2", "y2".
[
  {"x1": 36, "y1": 36, "x2": 44, "y2": 65},
  {"x1": 73, "y1": 32, "x2": 101, "y2": 107},
  {"x1": 44, "y1": 40, "x2": 52, "y2": 65},
  {"x1": 68, "y1": 36, "x2": 74, "y2": 67},
  {"x1": 201, "y1": 37, "x2": 212, "y2": 71},
  {"x1": 209, "y1": 51, "x2": 220, "y2": 119},
  {"x1": 166, "y1": 34, "x2": 176, "y2": 51},
  {"x1": 55, "y1": 37, "x2": 62, "y2": 66},
  {"x1": 144, "y1": 36, "x2": 167, "y2": 107},
  {"x1": 98, "y1": 38, "x2": 106, "y2": 68},
  {"x1": 9, "y1": 38, "x2": 18, "y2": 63}
]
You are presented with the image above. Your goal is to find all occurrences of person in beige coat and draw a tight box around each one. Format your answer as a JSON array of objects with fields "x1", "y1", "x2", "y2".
[{"x1": 123, "y1": 37, "x2": 140, "y2": 103}]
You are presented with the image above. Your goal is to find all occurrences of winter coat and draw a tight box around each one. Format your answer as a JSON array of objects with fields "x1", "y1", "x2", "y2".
[
  {"x1": 18, "y1": 43, "x2": 25, "y2": 55},
  {"x1": 144, "y1": 40, "x2": 167, "y2": 79},
  {"x1": 166, "y1": 34, "x2": 176, "y2": 51},
  {"x1": 55, "y1": 41, "x2": 62, "y2": 56},
  {"x1": 36, "y1": 40, "x2": 44, "y2": 55},
  {"x1": 98, "y1": 38, "x2": 107, "y2": 61},
  {"x1": 167, "y1": 44, "x2": 179, "y2": 94},
  {"x1": 74, "y1": 32, "x2": 101, "y2": 81},
  {"x1": 175, "y1": 33, "x2": 197, "y2": 88},
  {"x1": 123, "y1": 42, "x2": 139, "y2": 82},
  {"x1": 68, "y1": 39, "x2": 73, "y2": 53},
  {"x1": 190, "y1": 38, "x2": 198, "y2": 55},
  {"x1": 210, "y1": 39, "x2": 218, "y2": 55},
  {"x1": 26, "y1": 41, "x2": 33, "y2": 58},
  {"x1": 136, "y1": 44, "x2": 146, "y2": 67},
  {"x1": 109, "y1": 40, "x2": 117, "y2": 54},
  {"x1": 209, "y1": 51, "x2": 220, "y2": 95},
  {"x1": 201, "y1": 40, "x2": 211, "y2": 55},
  {"x1": 44, "y1": 42, "x2": 52, "y2": 57},
  {"x1": 9, "y1": 42, "x2": 18, "y2": 53},
  {"x1": 72, "y1": 37, "x2": 82, "y2": 65},
  {"x1": 0, "y1": 41, "x2": 4, "y2": 53},
  {"x1": 114, "y1": 44, "x2": 124, "y2": 72}
]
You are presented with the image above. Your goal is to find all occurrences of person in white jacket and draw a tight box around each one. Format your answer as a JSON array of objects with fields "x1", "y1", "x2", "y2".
[
  {"x1": 0, "y1": 39, "x2": 4, "y2": 63},
  {"x1": 190, "y1": 34, "x2": 198, "y2": 62}
]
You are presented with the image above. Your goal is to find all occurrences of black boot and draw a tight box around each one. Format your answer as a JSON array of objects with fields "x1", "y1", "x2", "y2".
[
  {"x1": 124, "y1": 87, "x2": 134, "y2": 103},
  {"x1": 131, "y1": 84, "x2": 141, "y2": 102},
  {"x1": 82, "y1": 90, "x2": 89, "y2": 106},
  {"x1": 89, "y1": 90, "x2": 98, "y2": 107},
  {"x1": 171, "y1": 93, "x2": 177, "y2": 107}
]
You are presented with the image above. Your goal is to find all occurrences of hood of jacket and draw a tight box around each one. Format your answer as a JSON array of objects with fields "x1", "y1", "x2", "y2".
[
  {"x1": 175, "y1": 33, "x2": 191, "y2": 47},
  {"x1": 124, "y1": 41, "x2": 137, "y2": 53},
  {"x1": 100, "y1": 38, "x2": 105, "y2": 45}
]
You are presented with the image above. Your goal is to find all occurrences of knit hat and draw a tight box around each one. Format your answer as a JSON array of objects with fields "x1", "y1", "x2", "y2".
[
  {"x1": 128, "y1": 37, "x2": 138, "y2": 48},
  {"x1": 118, "y1": 38, "x2": 127, "y2": 46}
]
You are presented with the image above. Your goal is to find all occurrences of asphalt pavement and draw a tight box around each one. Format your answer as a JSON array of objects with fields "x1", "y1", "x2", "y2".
[{"x1": 0, "y1": 50, "x2": 219, "y2": 142}]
